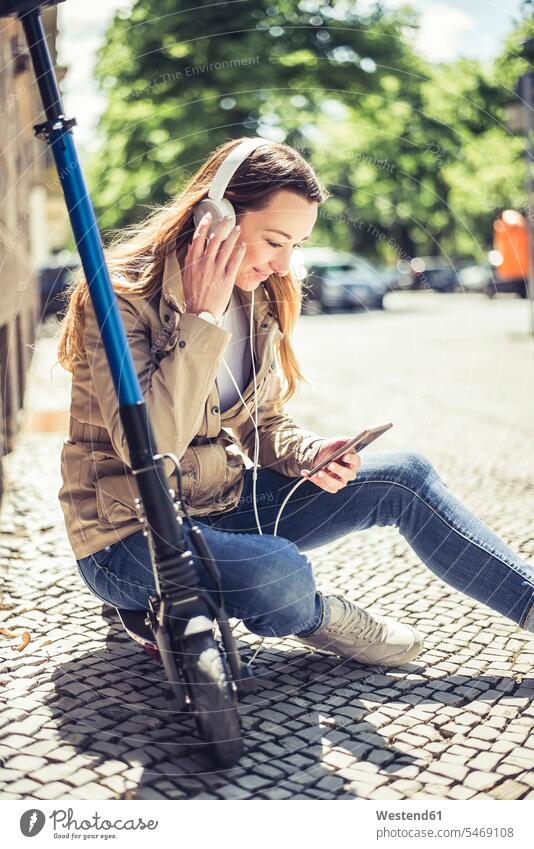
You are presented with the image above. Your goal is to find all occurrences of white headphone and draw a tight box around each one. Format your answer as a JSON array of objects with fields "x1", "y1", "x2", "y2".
[
  {"x1": 193, "y1": 137, "x2": 308, "y2": 536},
  {"x1": 193, "y1": 136, "x2": 272, "y2": 236}
]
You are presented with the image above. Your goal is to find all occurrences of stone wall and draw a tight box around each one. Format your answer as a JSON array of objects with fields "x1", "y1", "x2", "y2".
[{"x1": 0, "y1": 8, "x2": 58, "y2": 456}]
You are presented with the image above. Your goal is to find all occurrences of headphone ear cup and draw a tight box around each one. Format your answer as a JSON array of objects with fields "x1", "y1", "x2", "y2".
[{"x1": 194, "y1": 197, "x2": 235, "y2": 237}]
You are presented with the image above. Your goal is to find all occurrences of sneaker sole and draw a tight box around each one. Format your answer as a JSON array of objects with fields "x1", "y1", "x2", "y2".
[{"x1": 298, "y1": 630, "x2": 424, "y2": 667}]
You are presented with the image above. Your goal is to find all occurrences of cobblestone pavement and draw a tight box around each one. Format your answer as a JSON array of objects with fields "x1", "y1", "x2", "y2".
[{"x1": 1, "y1": 291, "x2": 533, "y2": 801}]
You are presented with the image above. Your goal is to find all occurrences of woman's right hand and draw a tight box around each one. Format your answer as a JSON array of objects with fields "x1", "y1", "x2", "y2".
[{"x1": 182, "y1": 211, "x2": 247, "y2": 320}]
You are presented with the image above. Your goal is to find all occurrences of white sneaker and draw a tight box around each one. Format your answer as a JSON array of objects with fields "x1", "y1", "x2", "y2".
[{"x1": 294, "y1": 593, "x2": 424, "y2": 667}]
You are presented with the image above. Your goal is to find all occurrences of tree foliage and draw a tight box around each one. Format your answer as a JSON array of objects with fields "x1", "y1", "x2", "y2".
[{"x1": 87, "y1": 0, "x2": 534, "y2": 262}]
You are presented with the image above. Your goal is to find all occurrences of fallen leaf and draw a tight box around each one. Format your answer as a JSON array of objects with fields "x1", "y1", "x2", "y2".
[
  {"x1": 15, "y1": 631, "x2": 31, "y2": 652},
  {"x1": 0, "y1": 628, "x2": 20, "y2": 639}
]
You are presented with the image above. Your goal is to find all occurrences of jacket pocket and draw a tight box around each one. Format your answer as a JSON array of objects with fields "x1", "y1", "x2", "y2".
[
  {"x1": 188, "y1": 443, "x2": 228, "y2": 511},
  {"x1": 94, "y1": 474, "x2": 140, "y2": 528}
]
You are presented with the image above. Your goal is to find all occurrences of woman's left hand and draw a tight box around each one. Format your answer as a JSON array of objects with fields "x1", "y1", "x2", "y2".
[{"x1": 300, "y1": 437, "x2": 362, "y2": 493}]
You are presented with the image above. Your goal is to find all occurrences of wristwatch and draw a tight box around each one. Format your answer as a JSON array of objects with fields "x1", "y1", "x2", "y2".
[{"x1": 195, "y1": 310, "x2": 220, "y2": 325}]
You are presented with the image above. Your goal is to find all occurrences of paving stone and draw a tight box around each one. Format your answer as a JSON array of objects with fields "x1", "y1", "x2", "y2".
[
  {"x1": 68, "y1": 783, "x2": 118, "y2": 800},
  {"x1": 417, "y1": 770, "x2": 454, "y2": 787},
  {"x1": 259, "y1": 786, "x2": 294, "y2": 799},
  {"x1": 451, "y1": 735, "x2": 493, "y2": 751},
  {"x1": 496, "y1": 761, "x2": 524, "y2": 777},
  {"x1": 253, "y1": 762, "x2": 286, "y2": 781},
  {"x1": 488, "y1": 779, "x2": 529, "y2": 800},
  {"x1": 448, "y1": 784, "x2": 478, "y2": 800},
  {"x1": 515, "y1": 771, "x2": 534, "y2": 789},
  {"x1": 234, "y1": 774, "x2": 272, "y2": 792},
  {"x1": 31, "y1": 762, "x2": 82, "y2": 784},
  {"x1": 365, "y1": 748, "x2": 396, "y2": 767},
  {"x1": 505, "y1": 749, "x2": 534, "y2": 770},
  {"x1": 4, "y1": 754, "x2": 47, "y2": 773},
  {"x1": 94, "y1": 760, "x2": 127, "y2": 777},
  {"x1": 345, "y1": 773, "x2": 389, "y2": 794},
  {"x1": 32, "y1": 781, "x2": 73, "y2": 799},
  {"x1": 21, "y1": 739, "x2": 60, "y2": 758},
  {"x1": 100, "y1": 775, "x2": 128, "y2": 795},
  {"x1": 464, "y1": 771, "x2": 502, "y2": 791},
  {"x1": 135, "y1": 786, "x2": 168, "y2": 800},
  {"x1": 62, "y1": 767, "x2": 99, "y2": 788},
  {"x1": 8, "y1": 716, "x2": 46, "y2": 737},
  {"x1": 1, "y1": 735, "x2": 36, "y2": 751},
  {"x1": 395, "y1": 732, "x2": 429, "y2": 747},
  {"x1": 7, "y1": 778, "x2": 42, "y2": 794},
  {"x1": 45, "y1": 747, "x2": 80, "y2": 763},
  {"x1": 440, "y1": 751, "x2": 471, "y2": 765},
  {"x1": 468, "y1": 752, "x2": 503, "y2": 771},
  {"x1": 389, "y1": 779, "x2": 423, "y2": 795},
  {"x1": 426, "y1": 760, "x2": 469, "y2": 781},
  {"x1": 321, "y1": 750, "x2": 361, "y2": 774},
  {"x1": 314, "y1": 774, "x2": 346, "y2": 793},
  {"x1": 367, "y1": 786, "x2": 405, "y2": 800}
]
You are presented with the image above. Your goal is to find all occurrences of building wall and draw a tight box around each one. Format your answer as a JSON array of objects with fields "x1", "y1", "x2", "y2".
[{"x1": 0, "y1": 8, "x2": 60, "y2": 456}]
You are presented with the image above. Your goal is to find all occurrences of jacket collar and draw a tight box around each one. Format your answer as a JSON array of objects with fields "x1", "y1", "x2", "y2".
[{"x1": 160, "y1": 240, "x2": 273, "y2": 326}]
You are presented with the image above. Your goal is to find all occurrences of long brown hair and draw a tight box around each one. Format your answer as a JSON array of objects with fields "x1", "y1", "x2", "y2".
[{"x1": 57, "y1": 137, "x2": 330, "y2": 403}]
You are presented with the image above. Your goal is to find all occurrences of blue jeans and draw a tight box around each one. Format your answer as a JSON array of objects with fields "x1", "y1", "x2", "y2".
[{"x1": 76, "y1": 450, "x2": 534, "y2": 637}]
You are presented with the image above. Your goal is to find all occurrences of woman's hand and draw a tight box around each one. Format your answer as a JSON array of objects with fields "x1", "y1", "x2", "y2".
[
  {"x1": 182, "y1": 211, "x2": 247, "y2": 320},
  {"x1": 300, "y1": 437, "x2": 361, "y2": 493}
]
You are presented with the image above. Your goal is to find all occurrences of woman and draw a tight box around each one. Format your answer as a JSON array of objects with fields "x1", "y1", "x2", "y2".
[{"x1": 57, "y1": 137, "x2": 534, "y2": 669}]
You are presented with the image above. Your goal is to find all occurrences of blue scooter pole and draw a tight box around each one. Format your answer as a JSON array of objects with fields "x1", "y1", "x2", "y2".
[{"x1": 1, "y1": 0, "x2": 251, "y2": 690}]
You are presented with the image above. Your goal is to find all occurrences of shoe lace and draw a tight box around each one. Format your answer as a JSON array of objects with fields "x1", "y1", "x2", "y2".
[{"x1": 327, "y1": 595, "x2": 386, "y2": 643}]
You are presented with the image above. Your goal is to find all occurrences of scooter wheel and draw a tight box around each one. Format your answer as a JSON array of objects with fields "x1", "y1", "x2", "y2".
[{"x1": 180, "y1": 631, "x2": 244, "y2": 767}]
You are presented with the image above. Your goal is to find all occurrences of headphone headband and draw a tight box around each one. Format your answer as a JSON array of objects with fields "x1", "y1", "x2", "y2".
[{"x1": 208, "y1": 137, "x2": 272, "y2": 203}]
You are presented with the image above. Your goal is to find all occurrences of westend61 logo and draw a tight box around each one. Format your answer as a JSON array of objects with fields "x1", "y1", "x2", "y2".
[{"x1": 20, "y1": 808, "x2": 159, "y2": 839}]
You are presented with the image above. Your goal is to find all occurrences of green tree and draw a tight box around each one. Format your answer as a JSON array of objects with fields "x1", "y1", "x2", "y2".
[
  {"x1": 87, "y1": 0, "x2": 423, "y2": 230},
  {"x1": 86, "y1": 0, "x2": 534, "y2": 265}
]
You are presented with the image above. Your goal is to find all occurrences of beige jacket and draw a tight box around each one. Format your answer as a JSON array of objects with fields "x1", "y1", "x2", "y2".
[{"x1": 58, "y1": 244, "x2": 324, "y2": 559}]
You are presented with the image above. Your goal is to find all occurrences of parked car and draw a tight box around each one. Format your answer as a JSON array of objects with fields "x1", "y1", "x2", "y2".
[
  {"x1": 293, "y1": 247, "x2": 388, "y2": 313},
  {"x1": 376, "y1": 265, "x2": 403, "y2": 291},
  {"x1": 38, "y1": 251, "x2": 80, "y2": 317},
  {"x1": 457, "y1": 264, "x2": 494, "y2": 294},
  {"x1": 401, "y1": 256, "x2": 459, "y2": 292}
]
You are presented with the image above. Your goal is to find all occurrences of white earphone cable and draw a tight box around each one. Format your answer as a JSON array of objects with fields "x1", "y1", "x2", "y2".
[
  {"x1": 218, "y1": 289, "x2": 263, "y2": 534},
  {"x1": 249, "y1": 291, "x2": 262, "y2": 535},
  {"x1": 219, "y1": 288, "x2": 306, "y2": 537}
]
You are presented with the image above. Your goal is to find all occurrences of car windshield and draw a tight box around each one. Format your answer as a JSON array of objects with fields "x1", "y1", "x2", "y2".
[{"x1": 324, "y1": 262, "x2": 382, "y2": 284}]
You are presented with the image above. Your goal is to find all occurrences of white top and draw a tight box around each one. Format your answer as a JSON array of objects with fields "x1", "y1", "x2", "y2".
[{"x1": 215, "y1": 289, "x2": 253, "y2": 412}]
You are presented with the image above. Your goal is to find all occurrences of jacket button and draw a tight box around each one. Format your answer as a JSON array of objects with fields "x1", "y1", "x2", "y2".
[
  {"x1": 211, "y1": 405, "x2": 220, "y2": 414},
  {"x1": 178, "y1": 340, "x2": 186, "y2": 348}
]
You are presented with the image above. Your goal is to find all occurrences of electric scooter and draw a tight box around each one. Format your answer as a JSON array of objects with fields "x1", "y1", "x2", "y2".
[{"x1": 0, "y1": 0, "x2": 257, "y2": 767}]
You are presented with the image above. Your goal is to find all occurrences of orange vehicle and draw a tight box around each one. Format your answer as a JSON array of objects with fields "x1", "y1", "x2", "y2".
[{"x1": 490, "y1": 209, "x2": 529, "y2": 298}]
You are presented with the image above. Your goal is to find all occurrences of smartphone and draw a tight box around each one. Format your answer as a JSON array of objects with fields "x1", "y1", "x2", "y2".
[{"x1": 306, "y1": 422, "x2": 393, "y2": 477}]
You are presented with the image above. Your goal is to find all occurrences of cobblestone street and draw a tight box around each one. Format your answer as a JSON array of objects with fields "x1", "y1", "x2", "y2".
[{"x1": 1, "y1": 290, "x2": 533, "y2": 800}]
